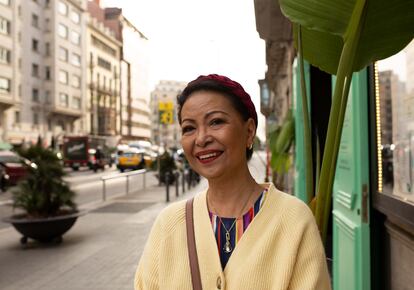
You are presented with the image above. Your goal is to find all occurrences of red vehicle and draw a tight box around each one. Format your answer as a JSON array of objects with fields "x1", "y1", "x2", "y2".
[
  {"x1": 63, "y1": 136, "x2": 109, "y2": 171},
  {"x1": 0, "y1": 150, "x2": 30, "y2": 186}
]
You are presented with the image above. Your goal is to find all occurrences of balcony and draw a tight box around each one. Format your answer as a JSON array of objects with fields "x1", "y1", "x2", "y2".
[
  {"x1": 46, "y1": 104, "x2": 82, "y2": 119},
  {"x1": 0, "y1": 94, "x2": 16, "y2": 109}
]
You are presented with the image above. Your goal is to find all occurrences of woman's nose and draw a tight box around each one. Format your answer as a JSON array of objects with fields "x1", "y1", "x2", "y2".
[{"x1": 195, "y1": 128, "x2": 211, "y2": 147}]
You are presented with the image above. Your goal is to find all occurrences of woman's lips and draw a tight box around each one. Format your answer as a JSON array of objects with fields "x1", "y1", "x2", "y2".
[{"x1": 195, "y1": 150, "x2": 223, "y2": 164}]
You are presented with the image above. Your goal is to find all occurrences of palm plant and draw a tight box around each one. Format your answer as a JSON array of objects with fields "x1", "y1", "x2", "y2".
[
  {"x1": 279, "y1": 0, "x2": 414, "y2": 242},
  {"x1": 13, "y1": 145, "x2": 76, "y2": 218}
]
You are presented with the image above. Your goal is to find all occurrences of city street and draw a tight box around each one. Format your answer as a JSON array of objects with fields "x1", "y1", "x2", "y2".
[
  {"x1": 0, "y1": 166, "x2": 157, "y2": 230},
  {"x1": 0, "y1": 151, "x2": 266, "y2": 290}
]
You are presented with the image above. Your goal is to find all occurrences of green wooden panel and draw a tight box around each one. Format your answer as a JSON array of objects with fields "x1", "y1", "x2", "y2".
[
  {"x1": 332, "y1": 69, "x2": 371, "y2": 290},
  {"x1": 293, "y1": 58, "x2": 311, "y2": 202}
]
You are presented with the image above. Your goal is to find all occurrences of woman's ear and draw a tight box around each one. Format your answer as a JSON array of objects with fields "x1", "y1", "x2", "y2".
[{"x1": 246, "y1": 118, "x2": 256, "y2": 146}]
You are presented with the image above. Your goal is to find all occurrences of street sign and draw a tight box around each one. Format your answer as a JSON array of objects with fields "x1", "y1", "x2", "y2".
[{"x1": 159, "y1": 101, "x2": 174, "y2": 124}]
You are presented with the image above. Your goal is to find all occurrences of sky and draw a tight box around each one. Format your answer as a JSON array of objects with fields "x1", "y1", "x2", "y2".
[{"x1": 101, "y1": 0, "x2": 267, "y2": 139}]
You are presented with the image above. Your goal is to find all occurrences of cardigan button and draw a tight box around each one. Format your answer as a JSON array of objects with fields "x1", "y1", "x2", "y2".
[{"x1": 216, "y1": 277, "x2": 222, "y2": 289}]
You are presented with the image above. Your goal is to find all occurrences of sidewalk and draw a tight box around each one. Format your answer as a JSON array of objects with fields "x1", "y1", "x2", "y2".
[
  {"x1": 0, "y1": 176, "x2": 208, "y2": 290},
  {"x1": 0, "y1": 151, "x2": 266, "y2": 290}
]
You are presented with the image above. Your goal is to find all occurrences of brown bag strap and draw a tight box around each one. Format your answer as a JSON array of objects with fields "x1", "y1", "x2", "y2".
[{"x1": 186, "y1": 198, "x2": 202, "y2": 290}]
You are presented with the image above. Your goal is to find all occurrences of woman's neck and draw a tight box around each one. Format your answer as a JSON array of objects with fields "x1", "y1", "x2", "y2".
[{"x1": 207, "y1": 171, "x2": 263, "y2": 218}]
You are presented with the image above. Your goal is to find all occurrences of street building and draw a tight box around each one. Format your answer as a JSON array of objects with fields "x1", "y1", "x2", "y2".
[
  {"x1": 87, "y1": 0, "x2": 122, "y2": 147},
  {"x1": 150, "y1": 80, "x2": 187, "y2": 149},
  {"x1": 0, "y1": 0, "x2": 88, "y2": 146},
  {"x1": 0, "y1": 0, "x2": 16, "y2": 143},
  {"x1": 103, "y1": 6, "x2": 151, "y2": 143},
  {"x1": 0, "y1": 0, "x2": 151, "y2": 149}
]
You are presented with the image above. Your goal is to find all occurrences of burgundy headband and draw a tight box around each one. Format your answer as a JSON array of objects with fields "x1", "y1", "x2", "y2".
[{"x1": 189, "y1": 74, "x2": 258, "y2": 128}]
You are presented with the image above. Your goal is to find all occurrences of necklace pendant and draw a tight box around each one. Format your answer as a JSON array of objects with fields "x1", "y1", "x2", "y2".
[{"x1": 224, "y1": 241, "x2": 232, "y2": 253}]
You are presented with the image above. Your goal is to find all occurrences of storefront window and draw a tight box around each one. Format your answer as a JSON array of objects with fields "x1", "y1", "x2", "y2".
[{"x1": 377, "y1": 39, "x2": 414, "y2": 205}]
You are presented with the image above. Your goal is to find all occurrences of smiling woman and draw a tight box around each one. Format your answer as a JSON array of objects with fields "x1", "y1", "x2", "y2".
[{"x1": 134, "y1": 74, "x2": 331, "y2": 290}]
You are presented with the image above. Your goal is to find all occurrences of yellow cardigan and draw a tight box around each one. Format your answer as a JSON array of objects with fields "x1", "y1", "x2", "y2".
[{"x1": 134, "y1": 183, "x2": 331, "y2": 290}]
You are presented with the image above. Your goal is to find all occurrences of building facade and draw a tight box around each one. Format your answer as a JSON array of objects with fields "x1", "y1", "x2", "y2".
[
  {"x1": 0, "y1": 0, "x2": 88, "y2": 147},
  {"x1": 103, "y1": 7, "x2": 151, "y2": 142},
  {"x1": 0, "y1": 0, "x2": 150, "y2": 149},
  {"x1": 0, "y1": 0, "x2": 17, "y2": 143},
  {"x1": 87, "y1": 0, "x2": 122, "y2": 147},
  {"x1": 150, "y1": 80, "x2": 187, "y2": 149}
]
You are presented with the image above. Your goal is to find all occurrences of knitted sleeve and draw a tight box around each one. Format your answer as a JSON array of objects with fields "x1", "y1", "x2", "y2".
[
  {"x1": 134, "y1": 214, "x2": 163, "y2": 290},
  {"x1": 287, "y1": 208, "x2": 332, "y2": 290}
]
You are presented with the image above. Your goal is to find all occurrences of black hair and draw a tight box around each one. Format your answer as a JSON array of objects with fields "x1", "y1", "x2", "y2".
[{"x1": 177, "y1": 78, "x2": 254, "y2": 160}]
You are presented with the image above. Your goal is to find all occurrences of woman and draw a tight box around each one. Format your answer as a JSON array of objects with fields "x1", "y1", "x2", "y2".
[{"x1": 135, "y1": 74, "x2": 331, "y2": 290}]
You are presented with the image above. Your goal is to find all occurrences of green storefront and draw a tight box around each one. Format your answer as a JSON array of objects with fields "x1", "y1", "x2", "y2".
[{"x1": 293, "y1": 60, "x2": 414, "y2": 290}]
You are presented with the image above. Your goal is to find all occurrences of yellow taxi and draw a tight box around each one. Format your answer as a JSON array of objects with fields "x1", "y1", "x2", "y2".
[{"x1": 116, "y1": 148, "x2": 145, "y2": 172}]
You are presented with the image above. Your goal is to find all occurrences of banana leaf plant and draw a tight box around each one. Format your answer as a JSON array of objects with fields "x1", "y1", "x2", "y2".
[
  {"x1": 268, "y1": 110, "x2": 295, "y2": 189},
  {"x1": 279, "y1": 0, "x2": 414, "y2": 242}
]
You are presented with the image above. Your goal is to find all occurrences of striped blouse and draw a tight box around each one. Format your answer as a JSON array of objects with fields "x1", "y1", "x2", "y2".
[{"x1": 208, "y1": 188, "x2": 269, "y2": 269}]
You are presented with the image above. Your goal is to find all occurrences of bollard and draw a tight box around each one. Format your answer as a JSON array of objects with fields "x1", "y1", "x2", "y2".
[
  {"x1": 126, "y1": 175, "x2": 129, "y2": 195},
  {"x1": 187, "y1": 170, "x2": 192, "y2": 189},
  {"x1": 165, "y1": 172, "x2": 170, "y2": 202},
  {"x1": 175, "y1": 171, "x2": 179, "y2": 197},
  {"x1": 182, "y1": 170, "x2": 186, "y2": 193},
  {"x1": 143, "y1": 171, "x2": 146, "y2": 189},
  {"x1": 103, "y1": 179, "x2": 106, "y2": 201}
]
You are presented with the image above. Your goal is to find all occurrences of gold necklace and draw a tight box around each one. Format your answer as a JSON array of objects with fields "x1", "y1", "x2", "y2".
[{"x1": 208, "y1": 187, "x2": 255, "y2": 254}]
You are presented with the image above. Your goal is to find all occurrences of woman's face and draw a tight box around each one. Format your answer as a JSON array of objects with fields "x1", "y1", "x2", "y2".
[{"x1": 180, "y1": 91, "x2": 255, "y2": 180}]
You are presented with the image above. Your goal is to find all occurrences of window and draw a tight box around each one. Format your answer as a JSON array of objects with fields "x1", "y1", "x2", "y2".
[
  {"x1": 31, "y1": 14, "x2": 39, "y2": 28},
  {"x1": 32, "y1": 63, "x2": 39, "y2": 77},
  {"x1": 33, "y1": 113, "x2": 39, "y2": 125},
  {"x1": 59, "y1": 70, "x2": 68, "y2": 84},
  {"x1": 14, "y1": 111, "x2": 20, "y2": 124},
  {"x1": 18, "y1": 84, "x2": 21, "y2": 96},
  {"x1": 58, "y1": 47, "x2": 68, "y2": 62},
  {"x1": 71, "y1": 10, "x2": 80, "y2": 23},
  {"x1": 0, "y1": 17, "x2": 10, "y2": 35},
  {"x1": 72, "y1": 96, "x2": 81, "y2": 109},
  {"x1": 58, "y1": 23, "x2": 68, "y2": 39},
  {"x1": 45, "y1": 42, "x2": 50, "y2": 56},
  {"x1": 0, "y1": 76, "x2": 10, "y2": 93},
  {"x1": 72, "y1": 74, "x2": 80, "y2": 88},
  {"x1": 45, "y1": 18, "x2": 50, "y2": 32},
  {"x1": 32, "y1": 88, "x2": 39, "y2": 102},
  {"x1": 45, "y1": 90, "x2": 50, "y2": 103},
  {"x1": 91, "y1": 35, "x2": 116, "y2": 56},
  {"x1": 32, "y1": 38, "x2": 39, "y2": 52},
  {"x1": 71, "y1": 53, "x2": 81, "y2": 66},
  {"x1": 0, "y1": 0, "x2": 10, "y2": 6},
  {"x1": 377, "y1": 42, "x2": 414, "y2": 205},
  {"x1": 58, "y1": 1, "x2": 68, "y2": 15},
  {"x1": 59, "y1": 93, "x2": 68, "y2": 107},
  {"x1": 45, "y1": 66, "x2": 51, "y2": 80},
  {"x1": 0, "y1": 46, "x2": 10, "y2": 64},
  {"x1": 97, "y1": 57, "x2": 111, "y2": 71},
  {"x1": 71, "y1": 31, "x2": 80, "y2": 45}
]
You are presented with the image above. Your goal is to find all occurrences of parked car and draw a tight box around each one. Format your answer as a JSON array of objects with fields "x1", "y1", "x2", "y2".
[
  {"x1": 88, "y1": 148, "x2": 112, "y2": 172},
  {"x1": 0, "y1": 150, "x2": 34, "y2": 189},
  {"x1": 117, "y1": 148, "x2": 145, "y2": 172}
]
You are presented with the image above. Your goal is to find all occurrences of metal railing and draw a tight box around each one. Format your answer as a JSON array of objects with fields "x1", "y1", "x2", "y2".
[{"x1": 101, "y1": 169, "x2": 146, "y2": 201}]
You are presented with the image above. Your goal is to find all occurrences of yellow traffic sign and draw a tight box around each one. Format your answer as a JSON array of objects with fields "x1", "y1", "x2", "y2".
[
  {"x1": 159, "y1": 110, "x2": 174, "y2": 124},
  {"x1": 158, "y1": 101, "x2": 174, "y2": 111}
]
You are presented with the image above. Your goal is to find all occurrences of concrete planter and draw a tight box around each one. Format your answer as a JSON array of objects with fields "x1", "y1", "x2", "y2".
[{"x1": 3, "y1": 210, "x2": 84, "y2": 245}]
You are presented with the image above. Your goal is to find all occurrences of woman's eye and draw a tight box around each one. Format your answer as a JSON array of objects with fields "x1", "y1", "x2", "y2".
[
  {"x1": 210, "y1": 119, "x2": 224, "y2": 126},
  {"x1": 182, "y1": 126, "x2": 194, "y2": 134}
]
